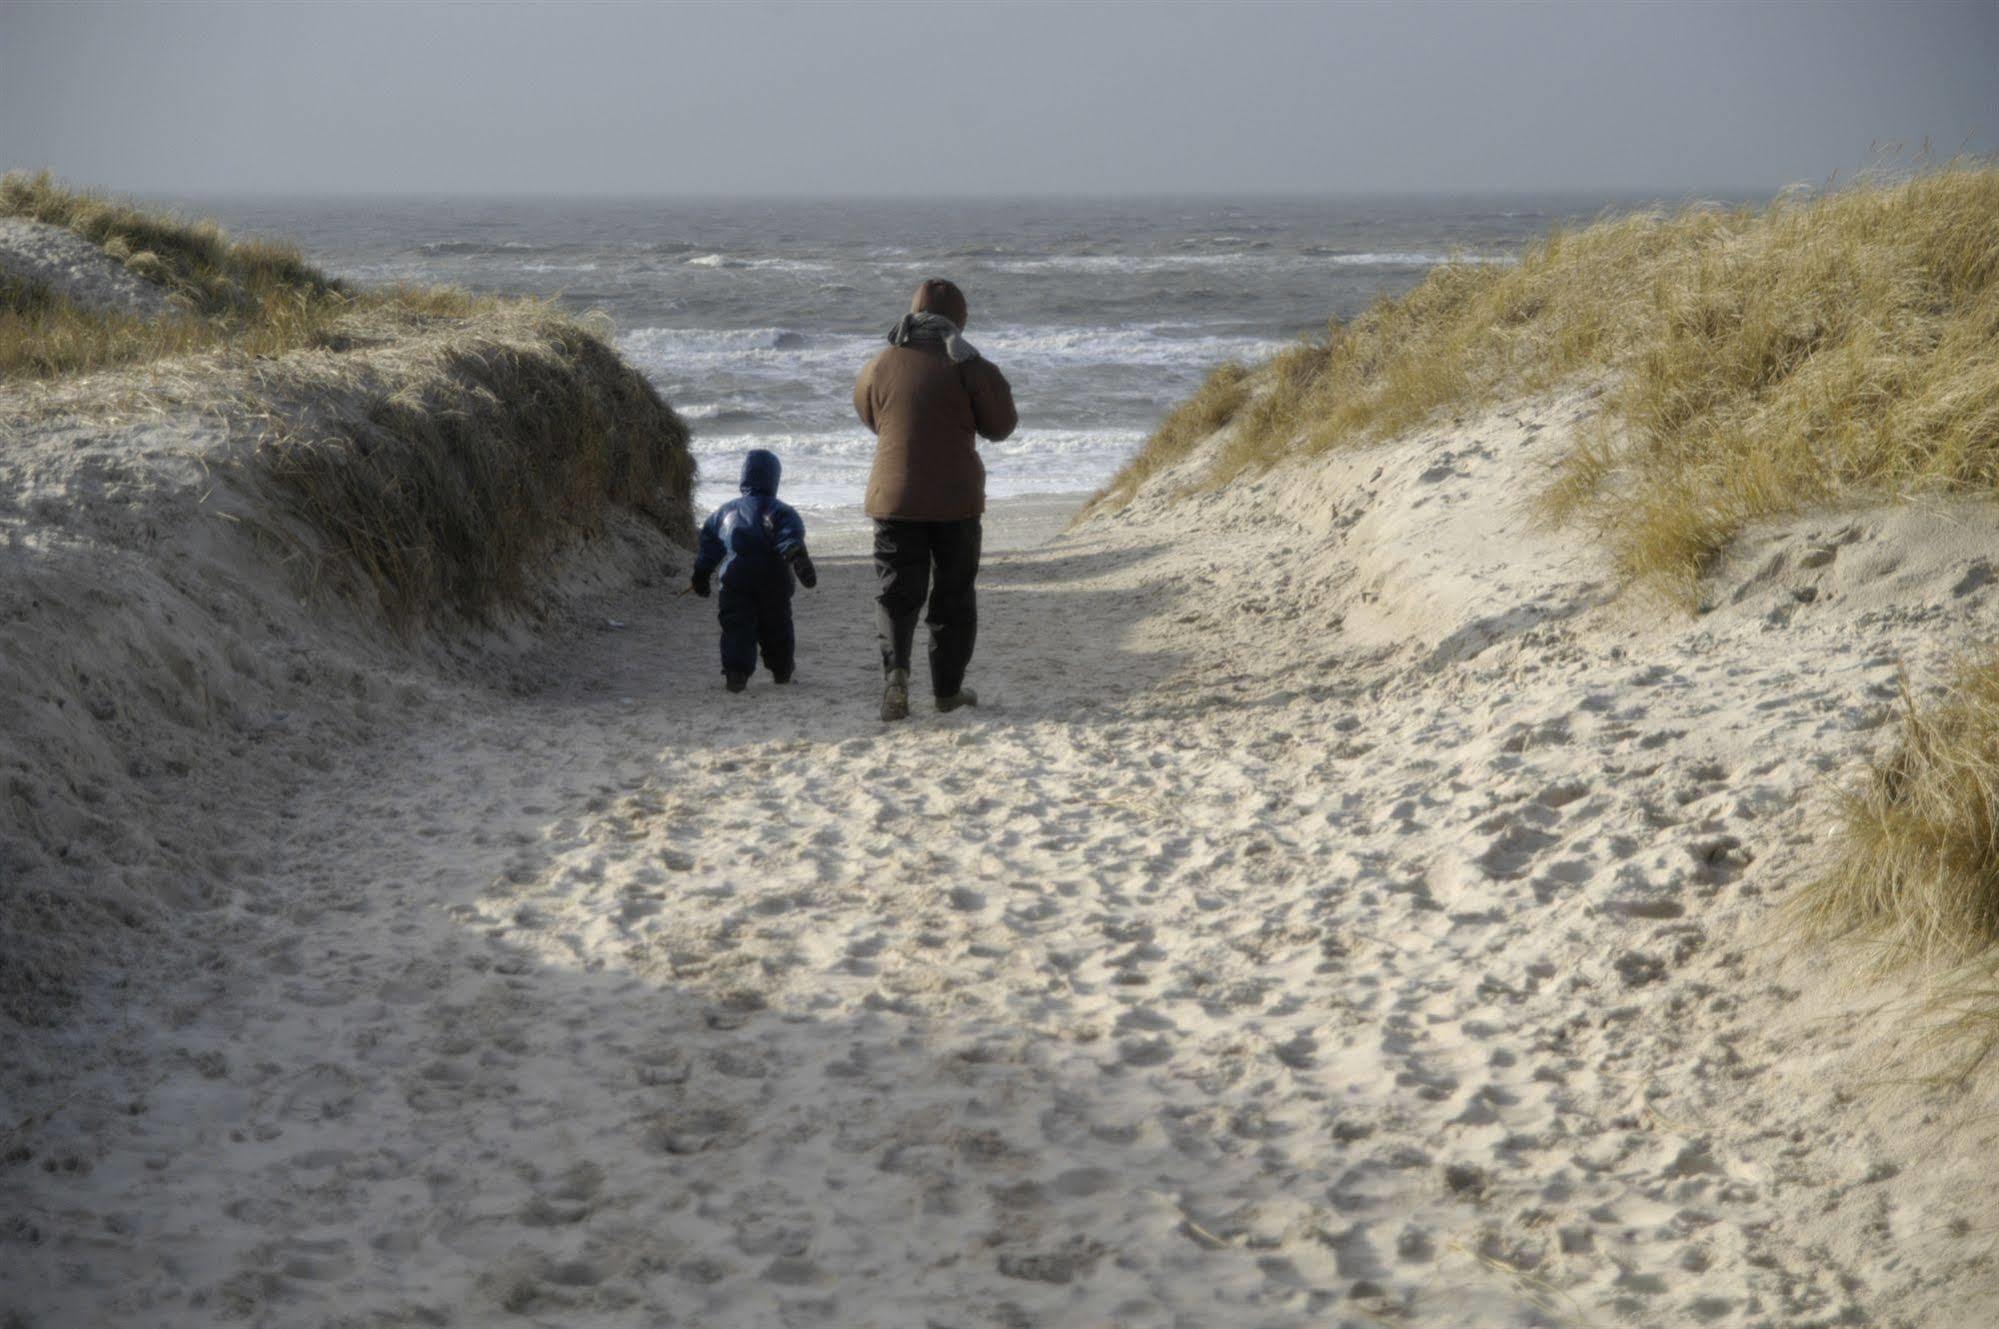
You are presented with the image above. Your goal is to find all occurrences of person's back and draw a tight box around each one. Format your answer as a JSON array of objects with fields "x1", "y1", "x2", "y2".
[
  {"x1": 854, "y1": 315, "x2": 1016, "y2": 522},
  {"x1": 706, "y1": 482, "x2": 795, "y2": 587},
  {"x1": 690, "y1": 449, "x2": 817, "y2": 692},
  {"x1": 852, "y1": 279, "x2": 1017, "y2": 720}
]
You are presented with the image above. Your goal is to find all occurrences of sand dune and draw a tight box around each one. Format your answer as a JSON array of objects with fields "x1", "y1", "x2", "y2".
[
  {"x1": 0, "y1": 216, "x2": 183, "y2": 319},
  {"x1": 7, "y1": 388, "x2": 1999, "y2": 1327}
]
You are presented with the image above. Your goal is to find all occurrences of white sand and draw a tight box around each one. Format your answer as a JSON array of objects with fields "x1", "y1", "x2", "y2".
[
  {"x1": 0, "y1": 217, "x2": 183, "y2": 318},
  {"x1": 7, "y1": 389, "x2": 1999, "y2": 1326}
]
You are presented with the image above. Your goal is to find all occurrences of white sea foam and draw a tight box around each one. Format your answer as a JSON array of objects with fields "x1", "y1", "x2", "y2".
[
  {"x1": 684, "y1": 253, "x2": 833, "y2": 272},
  {"x1": 1321, "y1": 250, "x2": 1516, "y2": 266},
  {"x1": 865, "y1": 250, "x2": 1516, "y2": 275},
  {"x1": 690, "y1": 427, "x2": 1147, "y2": 512},
  {"x1": 621, "y1": 323, "x2": 1287, "y2": 375},
  {"x1": 628, "y1": 316, "x2": 1272, "y2": 508}
]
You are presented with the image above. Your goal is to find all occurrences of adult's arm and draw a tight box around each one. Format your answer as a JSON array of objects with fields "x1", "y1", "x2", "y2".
[
  {"x1": 966, "y1": 360, "x2": 1017, "y2": 442},
  {"x1": 852, "y1": 356, "x2": 879, "y2": 434}
]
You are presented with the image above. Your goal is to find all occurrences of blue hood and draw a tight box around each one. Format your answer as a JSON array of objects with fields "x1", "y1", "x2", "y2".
[{"x1": 739, "y1": 449, "x2": 781, "y2": 496}]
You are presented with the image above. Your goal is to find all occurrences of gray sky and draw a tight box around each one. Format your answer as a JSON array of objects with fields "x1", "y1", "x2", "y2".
[{"x1": 3, "y1": 0, "x2": 1994, "y2": 196}]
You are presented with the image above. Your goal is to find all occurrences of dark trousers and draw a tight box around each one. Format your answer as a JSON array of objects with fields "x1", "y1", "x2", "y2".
[
  {"x1": 717, "y1": 583, "x2": 795, "y2": 679},
  {"x1": 874, "y1": 517, "x2": 980, "y2": 697}
]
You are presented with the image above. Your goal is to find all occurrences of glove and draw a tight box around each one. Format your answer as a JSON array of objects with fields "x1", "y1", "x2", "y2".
[
  {"x1": 691, "y1": 567, "x2": 711, "y2": 598},
  {"x1": 789, "y1": 549, "x2": 817, "y2": 589}
]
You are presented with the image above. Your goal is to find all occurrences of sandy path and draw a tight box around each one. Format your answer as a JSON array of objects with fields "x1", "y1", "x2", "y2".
[{"x1": 10, "y1": 407, "x2": 1999, "y2": 1328}]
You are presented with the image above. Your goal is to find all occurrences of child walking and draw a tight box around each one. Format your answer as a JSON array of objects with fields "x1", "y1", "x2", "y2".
[{"x1": 690, "y1": 449, "x2": 818, "y2": 691}]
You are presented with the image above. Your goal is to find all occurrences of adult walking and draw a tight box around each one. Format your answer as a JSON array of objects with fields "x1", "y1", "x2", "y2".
[{"x1": 853, "y1": 278, "x2": 1018, "y2": 721}]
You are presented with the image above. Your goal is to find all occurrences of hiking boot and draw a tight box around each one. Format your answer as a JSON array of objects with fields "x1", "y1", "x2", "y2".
[
  {"x1": 935, "y1": 687, "x2": 978, "y2": 713},
  {"x1": 880, "y1": 668, "x2": 910, "y2": 722},
  {"x1": 725, "y1": 671, "x2": 750, "y2": 693}
]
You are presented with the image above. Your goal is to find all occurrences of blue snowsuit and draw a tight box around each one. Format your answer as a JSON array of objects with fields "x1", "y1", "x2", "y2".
[{"x1": 693, "y1": 450, "x2": 809, "y2": 680}]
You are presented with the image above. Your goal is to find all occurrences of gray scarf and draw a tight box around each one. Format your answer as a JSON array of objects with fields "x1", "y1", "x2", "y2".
[{"x1": 887, "y1": 311, "x2": 979, "y2": 364}]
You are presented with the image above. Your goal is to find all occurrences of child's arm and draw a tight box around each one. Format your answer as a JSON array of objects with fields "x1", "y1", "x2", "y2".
[
  {"x1": 691, "y1": 510, "x2": 724, "y2": 596},
  {"x1": 772, "y1": 502, "x2": 816, "y2": 588}
]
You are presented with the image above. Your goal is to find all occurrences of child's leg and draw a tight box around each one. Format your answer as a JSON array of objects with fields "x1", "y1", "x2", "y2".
[
  {"x1": 755, "y1": 586, "x2": 796, "y2": 681},
  {"x1": 716, "y1": 587, "x2": 758, "y2": 679}
]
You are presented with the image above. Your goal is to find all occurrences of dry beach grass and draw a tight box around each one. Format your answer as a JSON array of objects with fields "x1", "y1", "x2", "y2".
[
  {"x1": 1795, "y1": 645, "x2": 1999, "y2": 1079},
  {"x1": 1801, "y1": 654, "x2": 1999, "y2": 964},
  {"x1": 1094, "y1": 163, "x2": 1999, "y2": 606},
  {"x1": 247, "y1": 308, "x2": 695, "y2": 625},
  {"x1": 0, "y1": 173, "x2": 695, "y2": 624}
]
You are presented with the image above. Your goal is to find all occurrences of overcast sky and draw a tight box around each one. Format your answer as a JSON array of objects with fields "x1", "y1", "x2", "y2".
[{"x1": 3, "y1": 0, "x2": 1994, "y2": 197}]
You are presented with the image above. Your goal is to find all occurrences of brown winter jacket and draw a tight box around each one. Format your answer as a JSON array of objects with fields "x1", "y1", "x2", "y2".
[{"x1": 854, "y1": 343, "x2": 1018, "y2": 521}]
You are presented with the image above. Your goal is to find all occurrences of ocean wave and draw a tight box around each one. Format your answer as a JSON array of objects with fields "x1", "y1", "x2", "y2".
[
  {"x1": 1301, "y1": 248, "x2": 1517, "y2": 266},
  {"x1": 622, "y1": 327, "x2": 817, "y2": 356},
  {"x1": 921, "y1": 250, "x2": 1520, "y2": 274},
  {"x1": 681, "y1": 403, "x2": 760, "y2": 423},
  {"x1": 689, "y1": 427, "x2": 1148, "y2": 511},
  {"x1": 417, "y1": 240, "x2": 543, "y2": 256},
  {"x1": 691, "y1": 426, "x2": 1145, "y2": 465},
  {"x1": 623, "y1": 322, "x2": 1284, "y2": 372},
  {"x1": 684, "y1": 253, "x2": 833, "y2": 272},
  {"x1": 977, "y1": 324, "x2": 1290, "y2": 367}
]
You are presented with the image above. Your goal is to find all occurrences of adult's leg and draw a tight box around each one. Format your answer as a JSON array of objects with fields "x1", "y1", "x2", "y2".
[
  {"x1": 873, "y1": 520, "x2": 931, "y2": 678},
  {"x1": 716, "y1": 586, "x2": 758, "y2": 679},
  {"x1": 925, "y1": 517, "x2": 981, "y2": 698},
  {"x1": 756, "y1": 583, "x2": 797, "y2": 681}
]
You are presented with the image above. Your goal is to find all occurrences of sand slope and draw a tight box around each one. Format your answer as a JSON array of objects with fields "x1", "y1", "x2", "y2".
[
  {"x1": 7, "y1": 391, "x2": 1999, "y2": 1327},
  {"x1": 0, "y1": 216, "x2": 183, "y2": 318}
]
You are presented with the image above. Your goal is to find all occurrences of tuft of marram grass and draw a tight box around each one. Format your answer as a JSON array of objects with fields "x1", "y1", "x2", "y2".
[
  {"x1": 1090, "y1": 361, "x2": 1250, "y2": 510},
  {"x1": 1798, "y1": 648, "x2": 1999, "y2": 1078},
  {"x1": 251, "y1": 311, "x2": 695, "y2": 625},
  {"x1": 1092, "y1": 163, "x2": 1999, "y2": 604},
  {"x1": 2, "y1": 268, "x2": 212, "y2": 377},
  {"x1": 1800, "y1": 654, "x2": 1999, "y2": 963},
  {"x1": 0, "y1": 172, "x2": 490, "y2": 380},
  {"x1": 2, "y1": 169, "x2": 339, "y2": 314}
]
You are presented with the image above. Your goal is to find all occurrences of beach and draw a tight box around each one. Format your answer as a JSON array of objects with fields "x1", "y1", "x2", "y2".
[
  {"x1": 10, "y1": 0, "x2": 1999, "y2": 1315},
  {"x1": 8, "y1": 166, "x2": 1999, "y2": 1328},
  {"x1": 10, "y1": 390, "x2": 1998, "y2": 1327}
]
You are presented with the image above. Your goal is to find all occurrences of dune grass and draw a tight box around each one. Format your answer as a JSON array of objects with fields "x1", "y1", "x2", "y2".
[
  {"x1": 1802, "y1": 656, "x2": 1999, "y2": 962},
  {"x1": 0, "y1": 172, "x2": 489, "y2": 380},
  {"x1": 2, "y1": 169, "x2": 339, "y2": 314},
  {"x1": 2, "y1": 174, "x2": 696, "y2": 622},
  {"x1": 252, "y1": 311, "x2": 694, "y2": 625},
  {"x1": 1097, "y1": 361, "x2": 1251, "y2": 504},
  {"x1": 1089, "y1": 163, "x2": 1999, "y2": 605},
  {"x1": 3, "y1": 268, "x2": 211, "y2": 377},
  {"x1": 1795, "y1": 648, "x2": 1999, "y2": 1075}
]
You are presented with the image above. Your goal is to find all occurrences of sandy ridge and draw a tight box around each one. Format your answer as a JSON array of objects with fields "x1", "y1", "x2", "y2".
[{"x1": 0, "y1": 216, "x2": 183, "y2": 319}]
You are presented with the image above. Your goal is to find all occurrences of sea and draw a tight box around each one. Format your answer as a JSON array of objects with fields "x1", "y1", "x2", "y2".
[{"x1": 177, "y1": 194, "x2": 1721, "y2": 516}]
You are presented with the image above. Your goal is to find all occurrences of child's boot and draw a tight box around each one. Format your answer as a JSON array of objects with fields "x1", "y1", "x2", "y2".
[
  {"x1": 725, "y1": 671, "x2": 750, "y2": 693},
  {"x1": 771, "y1": 668, "x2": 794, "y2": 685}
]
